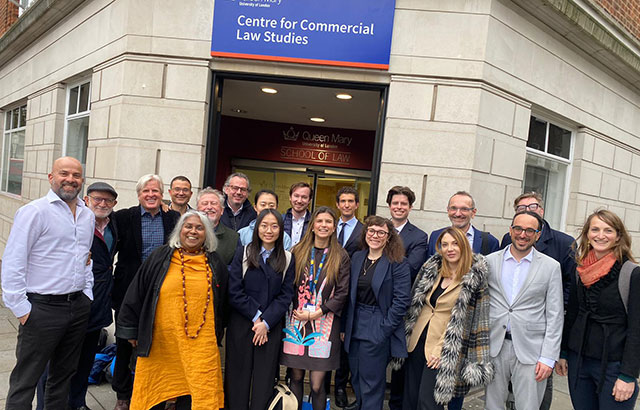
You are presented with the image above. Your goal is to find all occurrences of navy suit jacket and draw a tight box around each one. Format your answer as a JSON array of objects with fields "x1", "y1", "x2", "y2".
[
  {"x1": 343, "y1": 250, "x2": 411, "y2": 358},
  {"x1": 342, "y1": 220, "x2": 364, "y2": 258},
  {"x1": 227, "y1": 246, "x2": 295, "y2": 327},
  {"x1": 427, "y1": 225, "x2": 499, "y2": 257},
  {"x1": 398, "y1": 221, "x2": 428, "y2": 282},
  {"x1": 500, "y1": 219, "x2": 575, "y2": 305}
]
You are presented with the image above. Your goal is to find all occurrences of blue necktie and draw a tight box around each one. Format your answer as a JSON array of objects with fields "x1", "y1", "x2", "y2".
[{"x1": 338, "y1": 222, "x2": 346, "y2": 246}]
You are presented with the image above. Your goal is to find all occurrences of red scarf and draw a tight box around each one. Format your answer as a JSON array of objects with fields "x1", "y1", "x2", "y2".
[{"x1": 577, "y1": 250, "x2": 617, "y2": 288}]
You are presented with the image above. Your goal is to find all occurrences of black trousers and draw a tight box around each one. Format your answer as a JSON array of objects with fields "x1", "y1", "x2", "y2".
[
  {"x1": 334, "y1": 344, "x2": 351, "y2": 391},
  {"x1": 6, "y1": 293, "x2": 91, "y2": 410},
  {"x1": 389, "y1": 365, "x2": 405, "y2": 410},
  {"x1": 225, "y1": 311, "x2": 282, "y2": 410},
  {"x1": 403, "y1": 327, "x2": 444, "y2": 410},
  {"x1": 112, "y1": 309, "x2": 134, "y2": 401},
  {"x1": 36, "y1": 328, "x2": 102, "y2": 409}
]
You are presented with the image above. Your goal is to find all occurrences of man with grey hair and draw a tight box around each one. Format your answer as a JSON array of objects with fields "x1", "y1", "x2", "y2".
[
  {"x1": 220, "y1": 172, "x2": 256, "y2": 231},
  {"x1": 427, "y1": 190, "x2": 500, "y2": 257},
  {"x1": 197, "y1": 187, "x2": 239, "y2": 265},
  {"x1": 110, "y1": 174, "x2": 179, "y2": 410}
]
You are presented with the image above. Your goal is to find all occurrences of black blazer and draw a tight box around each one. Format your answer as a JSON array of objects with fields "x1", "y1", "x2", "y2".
[
  {"x1": 112, "y1": 205, "x2": 179, "y2": 310},
  {"x1": 342, "y1": 219, "x2": 364, "y2": 258},
  {"x1": 501, "y1": 219, "x2": 575, "y2": 304},
  {"x1": 88, "y1": 217, "x2": 118, "y2": 332},
  {"x1": 398, "y1": 221, "x2": 428, "y2": 282},
  {"x1": 227, "y1": 246, "x2": 295, "y2": 326}
]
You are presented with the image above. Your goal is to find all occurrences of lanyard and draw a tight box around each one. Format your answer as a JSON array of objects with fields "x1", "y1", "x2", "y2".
[{"x1": 309, "y1": 247, "x2": 329, "y2": 297}]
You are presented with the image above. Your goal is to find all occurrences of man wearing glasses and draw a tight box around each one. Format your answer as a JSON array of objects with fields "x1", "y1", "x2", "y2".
[
  {"x1": 220, "y1": 172, "x2": 257, "y2": 231},
  {"x1": 485, "y1": 211, "x2": 563, "y2": 410},
  {"x1": 427, "y1": 190, "x2": 500, "y2": 257},
  {"x1": 36, "y1": 182, "x2": 120, "y2": 410},
  {"x1": 167, "y1": 176, "x2": 193, "y2": 215},
  {"x1": 499, "y1": 192, "x2": 575, "y2": 410}
]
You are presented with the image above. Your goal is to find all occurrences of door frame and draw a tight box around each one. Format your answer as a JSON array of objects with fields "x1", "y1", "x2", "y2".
[{"x1": 203, "y1": 71, "x2": 389, "y2": 216}]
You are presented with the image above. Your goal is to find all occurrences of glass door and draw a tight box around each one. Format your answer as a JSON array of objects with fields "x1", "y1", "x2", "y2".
[{"x1": 234, "y1": 160, "x2": 370, "y2": 220}]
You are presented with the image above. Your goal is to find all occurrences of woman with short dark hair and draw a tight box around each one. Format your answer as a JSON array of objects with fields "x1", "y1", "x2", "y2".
[{"x1": 343, "y1": 215, "x2": 412, "y2": 410}]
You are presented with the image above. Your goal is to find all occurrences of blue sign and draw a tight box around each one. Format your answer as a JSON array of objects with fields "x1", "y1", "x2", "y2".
[{"x1": 211, "y1": 0, "x2": 396, "y2": 70}]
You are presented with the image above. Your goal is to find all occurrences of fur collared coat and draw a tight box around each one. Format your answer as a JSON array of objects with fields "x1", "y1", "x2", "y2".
[{"x1": 393, "y1": 253, "x2": 494, "y2": 404}]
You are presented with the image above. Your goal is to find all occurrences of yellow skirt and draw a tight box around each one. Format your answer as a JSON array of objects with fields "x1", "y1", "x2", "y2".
[{"x1": 131, "y1": 251, "x2": 224, "y2": 410}]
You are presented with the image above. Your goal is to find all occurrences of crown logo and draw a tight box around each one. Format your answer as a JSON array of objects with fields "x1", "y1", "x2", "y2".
[{"x1": 283, "y1": 126, "x2": 300, "y2": 141}]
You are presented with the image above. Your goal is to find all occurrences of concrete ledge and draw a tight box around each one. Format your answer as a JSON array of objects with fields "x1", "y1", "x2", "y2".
[
  {"x1": 0, "y1": 0, "x2": 87, "y2": 70},
  {"x1": 510, "y1": 0, "x2": 640, "y2": 89}
]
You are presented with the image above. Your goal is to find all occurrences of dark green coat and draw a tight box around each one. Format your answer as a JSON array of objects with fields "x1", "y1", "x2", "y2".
[{"x1": 215, "y1": 222, "x2": 240, "y2": 265}]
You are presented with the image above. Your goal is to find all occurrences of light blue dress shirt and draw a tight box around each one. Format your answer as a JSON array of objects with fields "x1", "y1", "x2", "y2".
[
  {"x1": 502, "y1": 245, "x2": 555, "y2": 368},
  {"x1": 337, "y1": 216, "x2": 358, "y2": 245},
  {"x1": 1, "y1": 190, "x2": 95, "y2": 318}
]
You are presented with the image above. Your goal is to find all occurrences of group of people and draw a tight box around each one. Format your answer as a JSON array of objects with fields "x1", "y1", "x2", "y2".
[{"x1": 1, "y1": 157, "x2": 638, "y2": 410}]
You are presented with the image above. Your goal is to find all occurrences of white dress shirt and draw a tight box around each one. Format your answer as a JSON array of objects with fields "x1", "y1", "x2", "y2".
[
  {"x1": 1, "y1": 190, "x2": 95, "y2": 318},
  {"x1": 290, "y1": 211, "x2": 307, "y2": 246}
]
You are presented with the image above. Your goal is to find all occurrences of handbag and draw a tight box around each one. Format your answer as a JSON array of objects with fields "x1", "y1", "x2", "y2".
[{"x1": 268, "y1": 383, "x2": 298, "y2": 410}]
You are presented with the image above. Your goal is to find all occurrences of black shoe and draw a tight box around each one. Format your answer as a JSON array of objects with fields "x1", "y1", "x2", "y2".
[
  {"x1": 344, "y1": 401, "x2": 358, "y2": 410},
  {"x1": 335, "y1": 388, "x2": 348, "y2": 407}
]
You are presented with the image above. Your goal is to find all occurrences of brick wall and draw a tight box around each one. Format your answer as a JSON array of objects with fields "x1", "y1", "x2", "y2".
[
  {"x1": 596, "y1": 0, "x2": 640, "y2": 41},
  {"x1": 0, "y1": 0, "x2": 19, "y2": 38}
]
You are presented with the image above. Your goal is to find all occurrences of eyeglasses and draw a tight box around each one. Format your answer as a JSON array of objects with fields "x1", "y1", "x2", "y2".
[
  {"x1": 515, "y1": 203, "x2": 540, "y2": 212},
  {"x1": 88, "y1": 195, "x2": 116, "y2": 205},
  {"x1": 228, "y1": 185, "x2": 249, "y2": 193},
  {"x1": 511, "y1": 226, "x2": 540, "y2": 236},
  {"x1": 447, "y1": 206, "x2": 474, "y2": 213},
  {"x1": 366, "y1": 228, "x2": 389, "y2": 238},
  {"x1": 170, "y1": 187, "x2": 191, "y2": 194}
]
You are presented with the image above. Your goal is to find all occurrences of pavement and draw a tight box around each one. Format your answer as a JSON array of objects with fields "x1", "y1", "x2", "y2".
[{"x1": 0, "y1": 299, "x2": 636, "y2": 410}]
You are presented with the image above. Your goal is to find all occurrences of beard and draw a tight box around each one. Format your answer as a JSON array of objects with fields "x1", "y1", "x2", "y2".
[{"x1": 55, "y1": 183, "x2": 81, "y2": 201}]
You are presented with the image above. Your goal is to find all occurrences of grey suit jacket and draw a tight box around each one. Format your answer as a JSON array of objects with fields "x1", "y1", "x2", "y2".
[{"x1": 486, "y1": 247, "x2": 563, "y2": 365}]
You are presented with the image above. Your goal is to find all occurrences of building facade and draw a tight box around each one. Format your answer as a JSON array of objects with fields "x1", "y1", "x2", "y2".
[{"x1": 0, "y1": 0, "x2": 639, "y2": 255}]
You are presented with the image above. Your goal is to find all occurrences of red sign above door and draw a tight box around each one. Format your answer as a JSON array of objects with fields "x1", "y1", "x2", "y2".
[{"x1": 219, "y1": 116, "x2": 375, "y2": 170}]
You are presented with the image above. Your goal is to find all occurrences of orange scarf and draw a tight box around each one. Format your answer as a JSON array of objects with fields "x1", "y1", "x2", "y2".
[{"x1": 577, "y1": 250, "x2": 617, "y2": 288}]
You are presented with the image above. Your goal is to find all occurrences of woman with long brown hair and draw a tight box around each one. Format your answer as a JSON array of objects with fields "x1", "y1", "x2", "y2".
[
  {"x1": 281, "y1": 206, "x2": 350, "y2": 410},
  {"x1": 343, "y1": 215, "x2": 412, "y2": 410},
  {"x1": 557, "y1": 209, "x2": 640, "y2": 409},
  {"x1": 401, "y1": 227, "x2": 492, "y2": 410}
]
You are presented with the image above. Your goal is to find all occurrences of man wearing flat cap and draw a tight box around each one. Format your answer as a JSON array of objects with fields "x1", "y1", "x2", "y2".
[
  {"x1": 71, "y1": 182, "x2": 119, "y2": 409},
  {"x1": 37, "y1": 181, "x2": 121, "y2": 410}
]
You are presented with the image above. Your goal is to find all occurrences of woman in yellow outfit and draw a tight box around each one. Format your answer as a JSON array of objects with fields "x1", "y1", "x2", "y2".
[{"x1": 117, "y1": 210, "x2": 228, "y2": 410}]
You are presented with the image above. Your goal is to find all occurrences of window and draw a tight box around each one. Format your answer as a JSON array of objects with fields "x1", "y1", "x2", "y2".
[
  {"x1": 63, "y1": 81, "x2": 91, "y2": 167},
  {"x1": 523, "y1": 116, "x2": 573, "y2": 229},
  {"x1": 1, "y1": 105, "x2": 27, "y2": 195},
  {"x1": 18, "y1": 0, "x2": 37, "y2": 17}
]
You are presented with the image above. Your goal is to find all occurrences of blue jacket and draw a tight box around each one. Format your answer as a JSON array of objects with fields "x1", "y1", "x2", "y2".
[
  {"x1": 220, "y1": 197, "x2": 257, "y2": 232},
  {"x1": 500, "y1": 219, "x2": 575, "y2": 305},
  {"x1": 283, "y1": 208, "x2": 311, "y2": 240},
  {"x1": 427, "y1": 225, "x2": 499, "y2": 257},
  {"x1": 228, "y1": 246, "x2": 295, "y2": 327},
  {"x1": 342, "y1": 220, "x2": 365, "y2": 258},
  {"x1": 88, "y1": 218, "x2": 118, "y2": 332},
  {"x1": 343, "y1": 250, "x2": 411, "y2": 358},
  {"x1": 398, "y1": 221, "x2": 428, "y2": 282}
]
